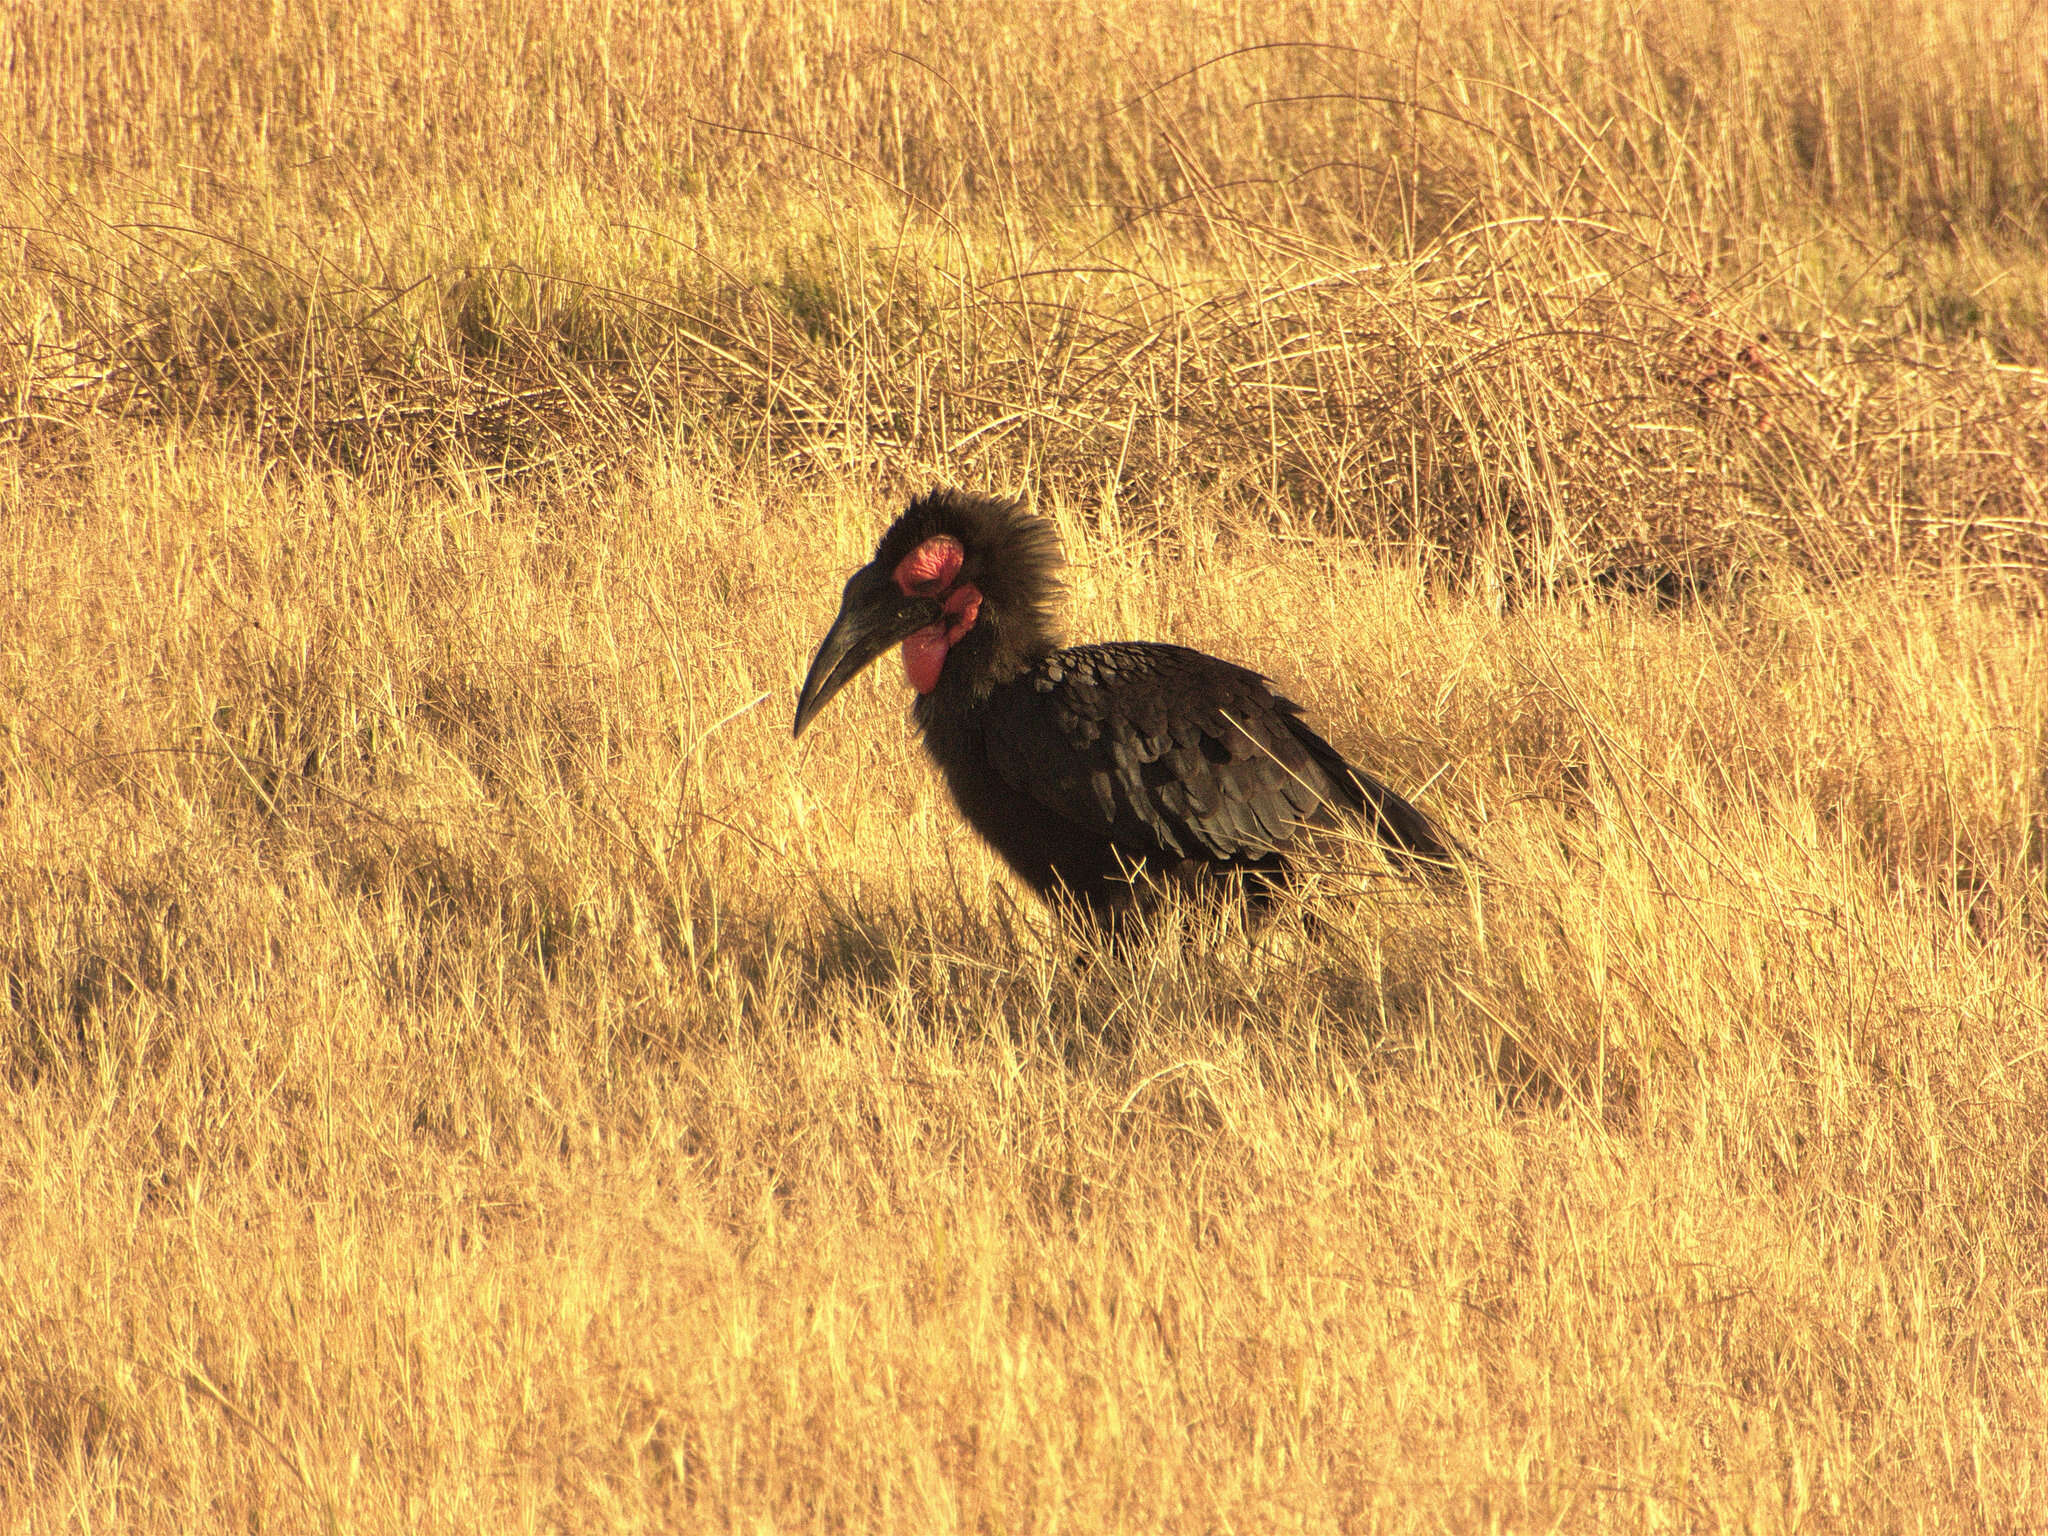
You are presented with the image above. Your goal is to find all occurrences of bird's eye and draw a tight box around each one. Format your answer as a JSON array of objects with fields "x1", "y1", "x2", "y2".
[{"x1": 893, "y1": 535, "x2": 965, "y2": 597}]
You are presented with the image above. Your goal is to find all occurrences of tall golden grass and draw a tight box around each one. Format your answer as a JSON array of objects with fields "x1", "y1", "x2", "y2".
[{"x1": 3, "y1": 1, "x2": 2045, "y2": 1530}]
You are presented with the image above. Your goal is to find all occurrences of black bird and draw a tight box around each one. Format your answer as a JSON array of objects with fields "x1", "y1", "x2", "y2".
[{"x1": 793, "y1": 490, "x2": 1456, "y2": 925}]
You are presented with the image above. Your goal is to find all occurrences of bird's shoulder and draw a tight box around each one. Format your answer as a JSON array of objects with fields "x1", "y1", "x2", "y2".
[{"x1": 1006, "y1": 642, "x2": 1291, "y2": 733}]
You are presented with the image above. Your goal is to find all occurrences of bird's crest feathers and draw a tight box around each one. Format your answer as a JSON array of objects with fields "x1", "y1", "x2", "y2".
[{"x1": 871, "y1": 489, "x2": 1065, "y2": 655}]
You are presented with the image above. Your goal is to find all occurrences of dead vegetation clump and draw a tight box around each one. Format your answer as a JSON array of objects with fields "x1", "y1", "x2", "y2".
[{"x1": 6, "y1": 0, "x2": 2047, "y2": 584}]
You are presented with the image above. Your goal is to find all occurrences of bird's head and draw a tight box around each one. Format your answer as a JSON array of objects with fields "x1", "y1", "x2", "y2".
[{"x1": 793, "y1": 489, "x2": 1064, "y2": 737}]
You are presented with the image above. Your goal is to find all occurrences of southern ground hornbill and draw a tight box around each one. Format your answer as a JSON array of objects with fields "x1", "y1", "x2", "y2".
[{"x1": 793, "y1": 490, "x2": 1457, "y2": 925}]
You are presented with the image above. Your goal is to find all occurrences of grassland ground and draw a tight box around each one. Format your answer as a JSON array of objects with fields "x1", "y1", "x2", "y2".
[{"x1": 4, "y1": 1, "x2": 2048, "y2": 1530}]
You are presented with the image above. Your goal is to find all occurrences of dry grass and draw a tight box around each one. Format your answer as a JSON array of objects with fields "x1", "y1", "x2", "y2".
[{"x1": 4, "y1": 1, "x2": 2048, "y2": 1531}]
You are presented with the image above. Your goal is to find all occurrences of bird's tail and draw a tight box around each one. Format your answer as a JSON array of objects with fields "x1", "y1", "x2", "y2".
[
  {"x1": 1284, "y1": 714, "x2": 1465, "y2": 874},
  {"x1": 1344, "y1": 766, "x2": 1464, "y2": 875}
]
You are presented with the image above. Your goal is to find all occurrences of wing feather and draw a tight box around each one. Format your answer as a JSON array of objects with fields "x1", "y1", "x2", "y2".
[{"x1": 985, "y1": 642, "x2": 1362, "y2": 867}]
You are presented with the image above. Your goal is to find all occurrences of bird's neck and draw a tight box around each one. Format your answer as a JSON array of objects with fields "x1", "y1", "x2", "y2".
[
  {"x1": 916, "y1": 612, "x2": 1057, "y2": 711},
  {"x1": 909, "y1": 612, "x2": 1058, "y2": 791}
]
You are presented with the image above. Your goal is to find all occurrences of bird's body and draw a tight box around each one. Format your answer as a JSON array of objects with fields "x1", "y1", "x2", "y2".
[
  {"x1": 915, "y1": 639, "x2": 1449, "y2": 918},
  {"x1": 794, "y1": 491, "x2": 1454, "y2": 925}
]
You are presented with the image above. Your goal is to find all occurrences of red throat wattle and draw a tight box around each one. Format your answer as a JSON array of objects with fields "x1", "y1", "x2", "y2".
[
  {"x1": 892, "y1": 536, "x2": 981, "y2": 693},
  {"x1": 901, "y1": 584, "x2": 982, "y2": 692}
]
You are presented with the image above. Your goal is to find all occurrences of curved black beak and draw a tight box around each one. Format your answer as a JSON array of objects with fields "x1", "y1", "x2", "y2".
[{"x1": 793, "y1": 571, "x2": 942, "y2": 738}]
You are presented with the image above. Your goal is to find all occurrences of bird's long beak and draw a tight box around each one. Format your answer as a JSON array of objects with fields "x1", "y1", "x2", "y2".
[{"x1": 793, "y1": 577, "x2": 941, "y2": 738}]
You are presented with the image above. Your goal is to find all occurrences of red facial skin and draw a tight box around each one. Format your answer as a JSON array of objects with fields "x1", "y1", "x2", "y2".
[{"x1": 892, "y1": 536, "x2": 982, "y2": 693}]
